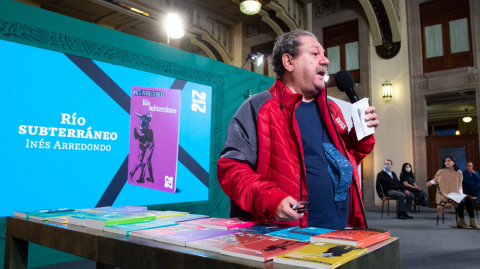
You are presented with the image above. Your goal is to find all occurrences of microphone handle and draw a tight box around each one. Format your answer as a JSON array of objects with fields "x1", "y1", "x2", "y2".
[{"x1": 345, "y1": 88, "x2": 360, "y2": 103}]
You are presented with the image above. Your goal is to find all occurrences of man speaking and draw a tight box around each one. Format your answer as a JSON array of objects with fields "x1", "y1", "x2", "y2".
[{"x1": 217, "y1": 29, "x2": 378, "y2": 229}]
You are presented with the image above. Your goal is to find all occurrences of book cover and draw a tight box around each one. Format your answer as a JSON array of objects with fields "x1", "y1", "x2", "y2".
[
  {"x1": 146, "y1": 210, "x2": 189, "y2": 219},
  {"x1": 220, "y1": 237, "x2": 308, "y2": 262},
  {"x1": 273, "y1": 242, "x2": 366, "y2": 269},
  {"x1": 29, "y1": 211, "x2": 86, "y2": 221},
  {"x1": 180, "y1": 217, "x2": 224, "y2": 227},
  {"x1": 131, "y1": 225, "x2": 202, "y2": 240},
  {"x1": 128, "y1": 86, "x2": 182, "y2": 193},
  {"x1": 154, "y1": 228, "x2": 236, "y2": 247},
  {"x1": 93, "y1": 206, "x2": 148, "y2": 213},
  {"x1": 234, "y1": 222, "x2": 297, "y2": 235},
  {"x1": 14, "y1": 208, "x2": 74, "y2": 220},
  {"x1": 158, "y1": 214, "x2": 210, "y2": 223},
  {"x1": 311, "y1": 227, "x2": 390, "y2": 247},
  {"x1": 104, "y1": 219, "x2": 178, "y2": 235},
  {"x1": 186, "y1": 232, "x2": 272, "y2": 253},
  {"x1": 268, "y1": 227, "x2": 334, "y2": 242},
  {"x1": 84, "y1": 212, "x2": 156, "y2": 230},
  {"x1": 200, "y1": 218, "x2": 255, "y2": 230}
]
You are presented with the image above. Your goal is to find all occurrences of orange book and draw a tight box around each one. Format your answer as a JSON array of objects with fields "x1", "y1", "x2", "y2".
[{"x1": 310, "y1": 227, "x2": 390, "y2": 248}]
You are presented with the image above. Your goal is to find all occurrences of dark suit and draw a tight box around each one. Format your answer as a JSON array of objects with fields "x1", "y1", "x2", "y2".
[{"x1": 376, "y1": 170, "x2": 414, "y2": 213}]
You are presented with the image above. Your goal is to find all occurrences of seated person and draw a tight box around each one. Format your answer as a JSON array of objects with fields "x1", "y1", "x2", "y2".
[
  {"x1": 463, "y1": 162, "x2": 480, "y2": 204},
  {"x1": 427, "y1": 156, "x2": 479, "y2": 229},
  {"x1": 376, "y1": 159, "x2": 414, "y2": 220},
  {"x1": 400, "y1": 162, "x2": 429, "y2": 209}
]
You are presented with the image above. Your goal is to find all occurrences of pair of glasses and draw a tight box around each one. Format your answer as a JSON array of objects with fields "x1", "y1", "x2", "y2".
[{"x1": 291, "y1": 201, "x2": 312, "y2": 213}]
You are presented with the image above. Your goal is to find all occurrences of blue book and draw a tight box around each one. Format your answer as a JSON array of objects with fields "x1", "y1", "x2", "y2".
[
  {"x1": 234, "y1": 223, "x2": 298, "y2": 235},
  {"x1": 268, "y1": 227, "x2": 334, "y2": 242},
  {"x1": 14, "y1": 208, "x2": 74, "y2": 220},
  {"x1": 104, "y1": 219, "x2": 178, "y2": 235},
  {"x1": 159, "y1": 214, "x2": 211, "y2": 223}
]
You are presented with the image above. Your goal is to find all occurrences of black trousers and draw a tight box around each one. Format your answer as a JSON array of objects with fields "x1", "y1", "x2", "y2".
[{"x1": 457, "y1": 196, "x2": 475, "y2": 218}]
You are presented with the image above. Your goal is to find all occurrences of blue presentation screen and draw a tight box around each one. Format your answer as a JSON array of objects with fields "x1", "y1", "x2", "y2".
[{"x1": 0, "y1": 39, "x2": 212, "y2": 216}]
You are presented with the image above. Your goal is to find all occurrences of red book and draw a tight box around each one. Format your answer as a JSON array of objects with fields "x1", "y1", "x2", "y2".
[
  {"x1": 220, "y1": 237, "x2": 308, "y2": 262},
  {"x1": 186, "y1": 232, "x2": 272, "y2": 252},
  {"x1": 200, "y1": 218, "x2": 256, "y2": 230},
  {"x1": 310, "y1": 227, "x2": 390, "y2": 248}
]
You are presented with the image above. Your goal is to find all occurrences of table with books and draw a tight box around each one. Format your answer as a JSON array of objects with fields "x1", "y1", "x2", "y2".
[{"x1": 5, "y1": 207, "x2": 400, "y2": 269}]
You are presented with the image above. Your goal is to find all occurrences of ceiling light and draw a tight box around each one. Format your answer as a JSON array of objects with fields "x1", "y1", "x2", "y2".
[
  {"x1": 165, "y1": 13, "x2": 185, "y2": 45},
  {"x1": 463, "y1": 108, "x2": 472, "y2": 123},
  {"x1": 240, "y1": 0, "x2": 262, "y2": 15}
]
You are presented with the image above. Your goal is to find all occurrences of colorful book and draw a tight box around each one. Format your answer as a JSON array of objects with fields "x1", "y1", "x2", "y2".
[
  {"x1": 186, "y1": 232, "x2": 272, "y2": 252},
  {"x1": 92, "y1": 206, "x2": 148, "y2": 213},
  {"x1": 159, "y1": 214, "x2": 210, "y2": 223},
  {"x1": 273, "y1": 242, "x2": 366, "y2": 269},
  {"x1": 131, "y1": 225, "x2": 202, "y2": 240},
  {"x1": 234, "y1": 222, "x2": 297, "y2": 235},
  {"x1": 29, "y1": 211, "x2": 86, "y2": 222},
  {"x1": 180, "y1": 217, "x2": 224, "y2": 227},
  {"x1": 104, "y1": 219, "x2": 178, "y2": 235},
  {"x1": 200, "y1": 218, "x2": 255, "y2": 230},
  {"x1": 145, "y1": 210, "x2": 189, "y2": 219},
  {"x1": 154, "y1": 228, "x2": 236, "y2": 246},
  {"x1": 67, "y1": 213, "x2": 96, "y2": 226},
  {"x1": 84, "y1": 212, "x2": 156, "y2": 230},
  {"x1": 220, "y1": 237, "x2": 308, "y2": 262},
  {"x1": 128, "y1": 86, "x2": 182, "y2": 193},
  {"x1": 310, "y1": 227, "x2": 390, "y2": 248},
  {"x1": 268, "y1": 227, "x2": 334, "y2": 242},
  {"x1": 14, "y1": 208, "x2": 74, "y2": 220},
  {"x1": 49, "y1": 216, "x2": 69, "y2": 224}
]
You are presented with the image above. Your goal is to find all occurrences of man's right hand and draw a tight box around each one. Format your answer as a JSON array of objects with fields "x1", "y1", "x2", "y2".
[
  {"x1": 275, "y1": 196, "x2": 304, "y2": 222},
  {"x1": 382, "y1": 196, "x2": 388, "y2": 202}
]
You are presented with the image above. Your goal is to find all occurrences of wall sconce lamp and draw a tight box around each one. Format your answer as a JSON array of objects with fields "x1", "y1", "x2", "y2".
[
  {"x1": 463, "y1": 108, "x2": 472, "y2": 123},
  {"x1": 456, "y1": 130, "x2": 460, "y2": 135},
  {"x1": 241, "y1": 52, "x2": 264, "y2": 68},
  {"x1": 239, "y1": 0, "x2": 262, "y2": 15},
  {"x1": 382, "y1": 81, "x2": 392, "y2": 102}
]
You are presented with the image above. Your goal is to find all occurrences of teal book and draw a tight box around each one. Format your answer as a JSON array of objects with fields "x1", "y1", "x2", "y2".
[
  {"x1": 104, "y1": 219, "x2": 178, "y2": 235},
  {"x1": 14, "y1": 208, "x2": 74, "y2": 220},
  {"x1": 85, "y1": 212, "x2": 156, "y2": 230},
  {"x1": 29, "y1": 211, "x2": 86, "y2": 222},
  {"x1": 268, "y1": 227, "x2": 334, "y2": 242}
]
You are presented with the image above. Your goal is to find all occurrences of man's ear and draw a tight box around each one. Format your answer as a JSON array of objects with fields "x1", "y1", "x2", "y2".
[{"x1": 282, "y1": 53, "x2": 294, "y2": 73}]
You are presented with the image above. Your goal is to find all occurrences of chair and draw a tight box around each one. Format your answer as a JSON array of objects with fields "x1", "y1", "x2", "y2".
[
  {"x1": 465, "y1": 195, "x2": 478, "y2": 219},
  {"x1": 381, "y1": 197, "x2": 399, "y2": 218}
]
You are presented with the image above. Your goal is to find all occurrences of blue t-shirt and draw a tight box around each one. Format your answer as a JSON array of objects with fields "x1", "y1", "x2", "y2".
[{"x1": 295, "y1": 101, "x2": 350, "y2": 229}]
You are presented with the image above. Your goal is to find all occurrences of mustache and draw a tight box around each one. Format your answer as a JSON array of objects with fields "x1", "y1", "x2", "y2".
[{"x1": 317, "y1": 66, "x2": 328, "y2": 75}]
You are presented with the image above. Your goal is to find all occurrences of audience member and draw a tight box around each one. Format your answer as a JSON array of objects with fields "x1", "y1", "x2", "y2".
[
  {"x1": 376, "y1": 159, "x2": 414, "y2": 220},
  {"x1": 463, "y1": 162, "x2": 480, "y2": 204},
  {"x1": 400, "y1": 162, "x2": 429, "y2": 210},
  {"x1": 427, "y1": 156, "x2": 480, "y2": 229}
]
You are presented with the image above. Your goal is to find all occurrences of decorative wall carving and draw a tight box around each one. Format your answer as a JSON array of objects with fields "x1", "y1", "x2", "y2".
[
  {"x1": 468, "y1": 73, "x2": 479, "y2": 83},
  {"x1": 370, "y1": 0, "x2": 401, "y2": 59},
  {"x1": 419, "y1": 80, "x2": 429, "y2": 90},
  {"x1": 314, "y1": 0, "x2": 361, "y2": 17},
  {"x1": 244, "y1": 20, "x2": 271, "y2": 38}
]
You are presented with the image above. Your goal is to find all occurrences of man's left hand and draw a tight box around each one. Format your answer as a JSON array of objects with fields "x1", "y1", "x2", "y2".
[
  {"x1": 365, "y1": 106, "x2": 379, "y2": 130},
  {"x1": 404, "y1": 190, "x2": 411, "y2": 195}
]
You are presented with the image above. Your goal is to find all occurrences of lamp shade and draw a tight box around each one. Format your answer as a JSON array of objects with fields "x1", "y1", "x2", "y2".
[
  {"x1": 382, "y1": 81, "x2": 392, "y2": 102},
  {"x1": 463, "y1": 108, "x2": 472, "y2": 123},
  {"x1": 240, "y1": 0, "x2": 262, "y2": 15}
]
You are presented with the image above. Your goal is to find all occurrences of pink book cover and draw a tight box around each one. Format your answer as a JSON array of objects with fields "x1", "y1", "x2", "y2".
[
  {"x1": 128, "y1": 86, "x2": 182, "y2": 193},
  {"x1": 200, "y1": 219, "x2": 256, "y2": 230},
  {"x1": 221, "y1": 237, "x2": 308, "y2": 262},
  {"x1": 186, "y1": 232, "x2": 272, "y2": 252},
  {"x1": 180, "y1": 217, "x2": 224, "y2": 227},
  {"x1": 130, "y1": 225, "x2": 201, "y2": 240}
]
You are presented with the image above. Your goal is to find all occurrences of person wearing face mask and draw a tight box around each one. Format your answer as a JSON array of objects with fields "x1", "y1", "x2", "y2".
[
  {"x1": 427, "y1": 156, "x2": 480, "y2": 229},
  {"x1": 400, "y1": 162, "x2": 429, "y2": 210},
  {"x1": 376, "y1": 159, "x2": 414, "y2": 220}
]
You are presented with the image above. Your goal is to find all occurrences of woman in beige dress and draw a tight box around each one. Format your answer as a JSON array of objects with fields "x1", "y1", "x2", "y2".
[{"x1": 426, "y1": 156, "x2": 480, "y2": 229}]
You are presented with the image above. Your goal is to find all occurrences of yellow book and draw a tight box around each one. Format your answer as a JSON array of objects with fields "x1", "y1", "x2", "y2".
[{"x1": 273, "y1": 242, "x2": 366, "y2": 269}]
